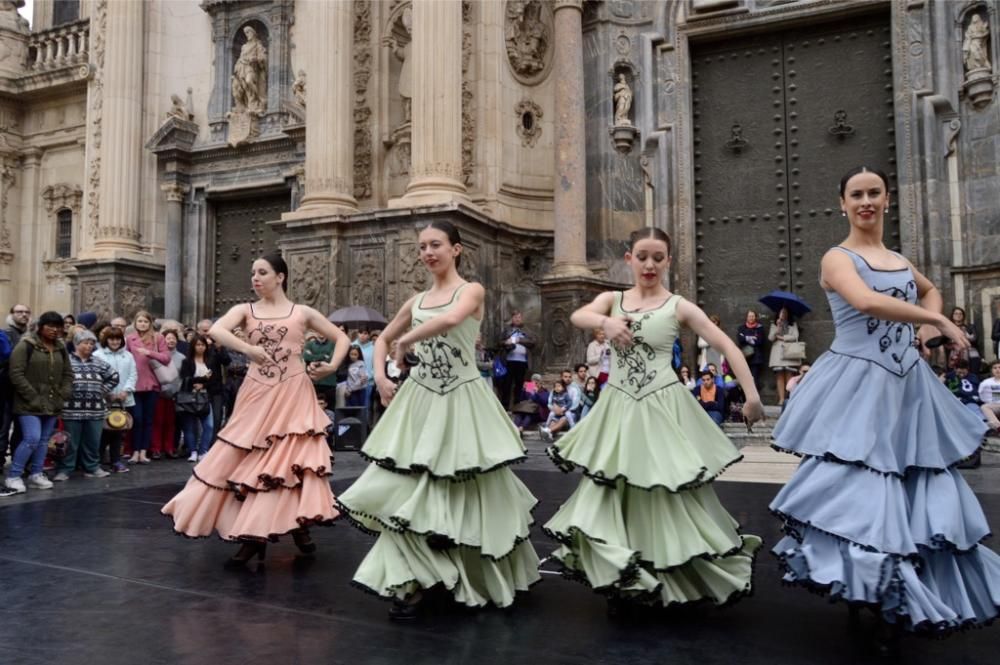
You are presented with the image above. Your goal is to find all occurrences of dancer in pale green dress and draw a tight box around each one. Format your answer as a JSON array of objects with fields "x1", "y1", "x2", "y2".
[
  {"x1": 338, "y1": 221, "x2": 539, "y2": 619},
  {"x1": 545, "y1": 227, "x2": 765, "y2": 614}
]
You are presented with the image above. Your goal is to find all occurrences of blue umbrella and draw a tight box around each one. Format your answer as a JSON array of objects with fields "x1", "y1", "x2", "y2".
[{"x1": 759, "y1": 290, "x2": 811, "y2": 318}]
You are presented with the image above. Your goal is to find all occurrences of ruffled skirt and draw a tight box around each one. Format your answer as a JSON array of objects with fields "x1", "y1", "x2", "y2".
[
  {"x1": 544, "y1": 383, "x2": 760, "y2": 606},
  {"x1": 338, "y1": 377, "x2": 540, "y2": 607},
  {"x1": 162, "y1": 374, "x2": 337, "y2": 541},
  {"x1": 771, "y1": 352, "x2": 999, "y2": 634}
]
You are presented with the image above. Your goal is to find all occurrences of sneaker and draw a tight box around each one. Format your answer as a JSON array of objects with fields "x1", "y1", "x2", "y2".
[
  {"x1": 112, "y1": 461, "x2": 130, "y2": 474},
  {"x1": 151, "y1": 451, "x2": 162, "y2": 460},
  {"x1": 84, "y1": 468, "x2": 110, "y2": 479},
  {"x1": 4, "y1": 476, "x2": 26, "y2": 494},
  {"x1": 539, "y1": 427, "x2": 553, "y2": 442},
  {"x1": 27, "y1": 473, "x2": 54, "y2": 489},
  {"x1": 52, "y1": 472, "x2": 70, "y2": 482},
  {"x1": 187, "y1": 452, "x2": 199, "y2": 462}
]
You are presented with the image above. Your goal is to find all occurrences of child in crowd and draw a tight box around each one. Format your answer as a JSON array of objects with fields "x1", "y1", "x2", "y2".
[{"x1": 540, "y1": 379, "x2": 573, "y2": 441}]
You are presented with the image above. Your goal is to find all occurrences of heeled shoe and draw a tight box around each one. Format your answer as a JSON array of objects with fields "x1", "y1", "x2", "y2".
[
  {"x1": 388, "y1": 591, "x2": 423, "y2": 621},
  {"x1": 223, "y1": 542, "x2": 267, "y2": 569},
  {"x1": 292, "y1": 529, "x2": 317, "y2": 556}
]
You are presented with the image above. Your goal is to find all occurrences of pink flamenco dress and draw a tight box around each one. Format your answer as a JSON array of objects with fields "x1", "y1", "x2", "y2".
[{"x1": 162, "y1": 304, "x2": 337, "y2": 543}]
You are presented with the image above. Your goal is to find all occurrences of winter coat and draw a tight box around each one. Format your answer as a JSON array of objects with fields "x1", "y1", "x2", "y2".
[
  {"x1": 125, "y1": 332, "x2": 171, "y2": 392},
  {"x1": 767, "y1": 322, "x2": 801, "y2": 369},
  {"x1": 737, "y1": 324, "x2": 766, "y2": 366},
  {"x1": 8, "y1": 333, "x2": 74, "y2": 416},
  {"x1": 179, "y1": 349, "x2": 226, "y2": 396},
  {"x1": 5, "y1": 315, "x2": 27, "y2": 348},
  {"x1": 94, "y1": 345, "x2": 138, "y2": 407}
]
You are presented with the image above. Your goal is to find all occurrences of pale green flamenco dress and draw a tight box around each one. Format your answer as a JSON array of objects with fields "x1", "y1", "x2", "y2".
[
  {"x1": 338, "y1": 285, "x2": 540, "y2": 607},
  {"x1": 545, "y1": 293, "x2": 761, "y2": 607}
]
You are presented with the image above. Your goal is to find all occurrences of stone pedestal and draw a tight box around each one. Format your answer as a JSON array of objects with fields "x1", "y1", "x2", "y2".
[
  {"x1": 537, "y1": 274, "x2": 625, "y2": 373},
  {"x1": 391, "y1": 0, "x2": 468, "y2": 207},
  {"x1": 72, "y1": 258, "x2": 164, "y2": 321}
]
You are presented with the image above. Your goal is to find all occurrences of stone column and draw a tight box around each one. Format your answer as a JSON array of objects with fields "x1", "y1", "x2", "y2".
[
  {"x1": 94, "y1": 0, "x2": 144, "y2": 252},
  {"x1": 393, "y1": 0, "x2": 468, "y2": 206},
  {"x1": 548, "y1": 0, "x2": 591, "y2": 278},
  {"x1": 285, "y1": 0, "x2": 357, "y2": 218},
  {"x1": 161, "y1": 183, "x2": 189, "y2": 320}
]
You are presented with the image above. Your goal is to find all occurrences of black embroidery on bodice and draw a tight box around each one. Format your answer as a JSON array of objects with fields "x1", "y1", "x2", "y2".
[
  {"x1": 615, "y1": 314, "x2": 657, "y2": 394},
  {"x1": 414, "y1": 332, "x2": 469, "y2": 391},
  {"x1": 865, "y1": 280, "x2": 917, "y2": 372},
  {"x1": 248, "y1": 322, "x2": 292, "y2": 380}
]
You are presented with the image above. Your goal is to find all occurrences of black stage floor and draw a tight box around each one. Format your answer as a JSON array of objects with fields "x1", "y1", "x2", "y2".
[{"x1": 1, "y1": 470, "x2": 998, "y2": 665}]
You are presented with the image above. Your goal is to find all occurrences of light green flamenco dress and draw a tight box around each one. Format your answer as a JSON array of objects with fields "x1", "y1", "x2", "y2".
[
  {"x1": 545, "y1": 293, "x2": 761, "y2": 607},
  {"x1": 338, "y1": 286, "x2": 540, "y2": 607}
]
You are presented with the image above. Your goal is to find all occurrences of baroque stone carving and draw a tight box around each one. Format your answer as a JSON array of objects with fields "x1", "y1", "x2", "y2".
[
  {"x1": 383, "y1": 5, "x2": 412, "y2": 123},
  {"x1": 42, "y1": 183, "x2": 83, "y2": 212},
  {"x1": 291, "y1": 69, "x2": 306, "y2": 107},
  {"x1": 231, "y1": 26, "x2": 267, "y2": 114},
  {"x1": 962, "y1": 12, "x2": 994, "y2": 109},
  {"x1": 119, "y1": 285, "x2": 146, "y2": 318},
  {"x1": 396, "y1": 243, "x2": 424, "y2": 299},
  {"x1": 290, "y1": 252, "x2": 326, "y2": 309},
  {"x1": 166, "y1": 91, "x2": 194, "y2": 121},
  {"x1": 457, "y1": 244, "x2": 480, "y2": 283},
  {"x1": 613, "y1": 73, "x2": 633, "y2": 126},
  {"x1": 462, "y1": 1, "x2": 474, "y2": 185},
  {"x1": 0, "y1": 161, "x2": 14, "y2": 254},
  {"x1": 352, "y1": 247, "x2": 385, "y2": 313},
  {"x1": 504, "y1": 0, "x2": 553, "y2": 85},
  {"x1": 514, "y1": 99, "x2": 543, "y2": 147},
  {"x1": 81, "y1": 283, "x2": 111, "y2": 318},
  {"x1": 354, "y1": 0, "x2": 373, "y2": 200},
  {"x1": 86, "y1": 0, "x2": 107, "y2": 238}
]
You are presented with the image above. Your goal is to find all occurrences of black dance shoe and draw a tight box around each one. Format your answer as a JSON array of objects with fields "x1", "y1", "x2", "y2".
[
  {"x1": 223, "y1": 542, "x2": 267, "y2": 569},
  {"x1": 292, "y1": 529, "x2": 317, "y2": 556},
  {"x1": 388, "y1": 592, "x2": 423, "y2": 621}
]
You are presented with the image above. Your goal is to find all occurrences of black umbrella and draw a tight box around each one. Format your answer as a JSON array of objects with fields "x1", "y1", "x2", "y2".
[
  {"x1": 327, "y1": 306, "x2": 387, "y2": 330},
  {"x1": 758, "y1": 290, "x2": 812, "y2": 318}
]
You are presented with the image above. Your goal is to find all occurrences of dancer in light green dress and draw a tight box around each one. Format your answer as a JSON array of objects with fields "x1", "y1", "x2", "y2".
[
  {"x1": 545, "y1": 227, "x2": 765, "y2": 614},
  {"x1": 338, "y1": 221, "x2": 539, "y2": 619}
]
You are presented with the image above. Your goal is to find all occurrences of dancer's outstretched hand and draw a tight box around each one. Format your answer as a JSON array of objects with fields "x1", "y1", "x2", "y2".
[
  {"x1": 742, "y1": 398, "x2": 764, "y2": 428},
  {"x1": 376, "y1": 376, "x2": 398, "y2": 407}
]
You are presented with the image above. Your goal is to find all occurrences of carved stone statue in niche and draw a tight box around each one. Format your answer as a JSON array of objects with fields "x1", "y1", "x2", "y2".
[
  {"x1": 292, "y1": 69, "x2": 306, "y2": 107},
  {"x1": 963, "y1": 14, "x2": 991, "y2": 72},
  {"x1": 166, "y1": 92, "x2": 193, "y2": 121},
  {"x1": 613, "y1": 73, "x2": 633, "y2": 126},
  {"x1": 505, "y1": 0, "x2": 551, "y2": 83},
  {"x1": 383, "y1": 7, "x2": 413, "y2": 123},
  {"x1": 231, "y1": 26, "x2": 268, "y2": 114}
]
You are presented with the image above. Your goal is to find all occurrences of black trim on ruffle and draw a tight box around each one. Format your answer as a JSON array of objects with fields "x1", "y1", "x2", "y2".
[
  {"x1": 769, "y1": 444, "x2": 986, "y2": 479},
  {"x1": 159, "y1": 509, "x2": 339, "y2": 544},
  {"x1": 772, "y1": 541, "x2": 999, "y2": 637},
  {"x1": 772, "y1": 510, "x2": 993, "y2": 557},
  {"x1": 217, "y1": 427, "x2": 331, "y2": 452},
  {"x1": 356, "y1": 449, "x2": 528, "y2": 481},
  {"x1": 543, "y1": 522, "x2": 755, "y2": 575},
  {"x1": 336, "y1": 498, "x2": 539, "y2": 563},
  {"x1": 547, "y1": 534, "x2": 760, "y2": 610},
  {"x1": 546, "y1": 444, "x2": 743, "y2": 494},
  {"x1": 349, "y1": 569, "x2": 543, "y2": 609}
]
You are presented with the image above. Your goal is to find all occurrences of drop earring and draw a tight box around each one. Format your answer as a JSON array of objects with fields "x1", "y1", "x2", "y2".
[{"x1": 841, "y1": 211, "x2": 846, "y2": 217}]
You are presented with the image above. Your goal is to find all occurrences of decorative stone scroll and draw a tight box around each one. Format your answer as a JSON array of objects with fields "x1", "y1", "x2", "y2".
[
  {"x1": 42, "y1": 183, "x2": 83, "y2": 212},
  {"x1": 505, "y1": 0, "x2": 553, "y2": 85}
]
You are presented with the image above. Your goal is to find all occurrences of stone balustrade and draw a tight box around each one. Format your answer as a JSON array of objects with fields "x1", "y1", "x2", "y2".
[{"x1": 28, "y1": 20, "x2": 89, "y2": 71}]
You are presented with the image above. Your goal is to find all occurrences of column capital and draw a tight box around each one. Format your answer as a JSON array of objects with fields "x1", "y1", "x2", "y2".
[
  {"x1": 553, "y1": 0, "x2": 584, "y2": 12},
  {"x1": 160, "y1": 182, "x2": 190, "y2": 203}
]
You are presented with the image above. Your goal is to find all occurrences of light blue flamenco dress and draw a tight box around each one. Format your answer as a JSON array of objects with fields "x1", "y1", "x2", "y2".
[{"x1": 771, "y1": 246, "x2": 1000, "y2": 634}]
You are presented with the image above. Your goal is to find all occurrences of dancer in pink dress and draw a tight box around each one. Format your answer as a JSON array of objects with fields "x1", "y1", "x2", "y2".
[{"x1": 163, "y1": 253, "x2": 350, "y2": 567}]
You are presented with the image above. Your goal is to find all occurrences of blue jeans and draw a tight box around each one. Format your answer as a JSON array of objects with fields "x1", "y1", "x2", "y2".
[
  {"x1": 180, "y1": 410, "x2": 214, "y2": 456},
  {"x1": 59, "y1": 418, "x2": 104, "y2": 474},
  {"x1": 132, "y1": 391, "x2": 159, "y2": 451},
  {"x1": 8, "y1": 415, "x2": 57, "y2": 478},
  {"x1": 705, "y1": 409, "x2": 725, "y2": 426}
]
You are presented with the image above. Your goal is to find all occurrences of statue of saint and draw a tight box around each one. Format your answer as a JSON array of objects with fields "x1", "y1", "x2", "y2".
[
  {"x1": 292, "y1": 70, "x2": 306, "y2": 107},
  {"x1": 383, "y1": 7, "x2": 413, "y2": 123},
  {"x1": 613, "y1": 73, "x2": 633, "y2": 126},
  {"x1": 231, "y1": 26, "x2": 268, "y2": 114},
  {"x1": 166, "y1": 93, "x2": 192, "y2": 121},
  {"x1": 963, "y1": 15, "x2": 991, "y2": 73}
]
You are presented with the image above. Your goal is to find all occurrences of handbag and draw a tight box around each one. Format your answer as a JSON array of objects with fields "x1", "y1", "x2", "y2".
[
  {"x1": 175, "y1": 390, "x2": 211, "y2": 417},
  {"x1": 492, "y1": 356, "x2": 508, "y2": 379},
  {"x1": 741, "y1": 344, "x2": 754, "y2": 357},
  {"x1": 48, "y1": 429, "x2": 70, "y2": 460},
  {"x1": 149, "y1": 357, "x2": 179, "y2": 385},
  {"x1": 104, "y1": 402, "x2": 134, "y2": 431},
  {"x1": 781, "y1": 341, "x2": 807, "y2": 362}
]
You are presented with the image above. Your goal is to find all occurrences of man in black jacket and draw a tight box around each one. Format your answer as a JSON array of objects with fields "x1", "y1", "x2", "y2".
[
  {"x1": 0, "y1": 303, "x2": 31, "y2": 468},
  {"x1": 496, "y1": 310, "x2": 535, "y2": 411}
]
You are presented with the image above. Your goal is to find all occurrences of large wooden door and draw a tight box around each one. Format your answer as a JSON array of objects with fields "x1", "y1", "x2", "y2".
[
  {"x1": 691, "y1": 14, "x2": 899, "y2": 359},
  {"x1": 212, "y1": 195, "x2": 288, "y2": 316}
]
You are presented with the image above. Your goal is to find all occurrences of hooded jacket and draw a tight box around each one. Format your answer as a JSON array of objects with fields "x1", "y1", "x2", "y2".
[
  {"x1": 8, "y1": 333, "x2": 74, "y2": 416},
  {"x1": 5, "y1": 314, "x2": 27, "y2": 348}
]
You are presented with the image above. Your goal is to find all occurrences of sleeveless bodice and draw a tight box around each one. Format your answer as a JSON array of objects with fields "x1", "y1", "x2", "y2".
[
  {"x1": 826, "y1": 247, "x2": 920, "y2": 376},
  {"x1": 244, "y1": 303, "x2": 307, "y2": 386},
  {"x1": 408, "y1": 285, "x2": 481, "y2": 394},
  {"x1": 607, "y1": 293, "x2": 681, "y2": 399}
]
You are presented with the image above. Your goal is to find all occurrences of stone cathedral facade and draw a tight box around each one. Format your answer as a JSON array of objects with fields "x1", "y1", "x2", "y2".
[{"x1": 0, "y1": 0, "x2": 997, "y2": 371}]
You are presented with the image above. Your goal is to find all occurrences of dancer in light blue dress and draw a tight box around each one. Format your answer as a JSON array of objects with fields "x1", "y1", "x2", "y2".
[{"x1": 770, "y1": 167, "x2": 999, "y2": 648}]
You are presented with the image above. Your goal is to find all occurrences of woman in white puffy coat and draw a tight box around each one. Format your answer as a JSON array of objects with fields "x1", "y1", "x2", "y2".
[{"x1": 94, "y1": 326, "x2": 137, "y2": 472}]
